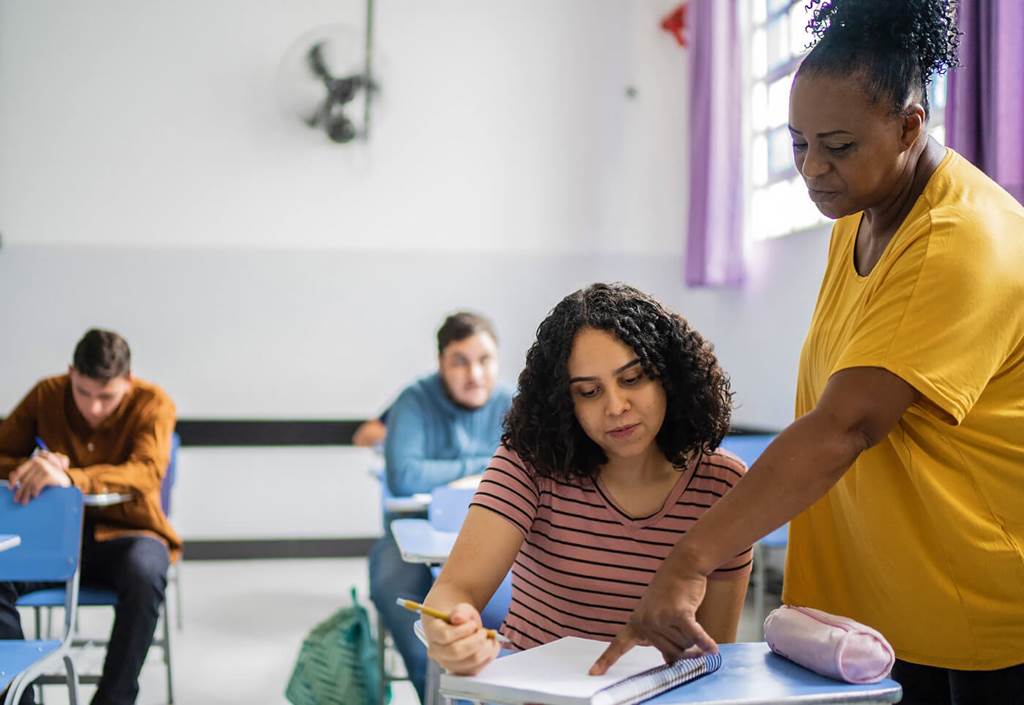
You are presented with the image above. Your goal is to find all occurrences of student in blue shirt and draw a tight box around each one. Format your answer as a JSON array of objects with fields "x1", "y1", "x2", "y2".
[{"x1": 368, "y1": 311, "x2": 512, "y2": 703}]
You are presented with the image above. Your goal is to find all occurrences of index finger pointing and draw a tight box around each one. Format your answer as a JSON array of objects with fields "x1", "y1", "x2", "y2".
[{"x1": 589, "y1": 628, "x2": 640, "y2": 676}]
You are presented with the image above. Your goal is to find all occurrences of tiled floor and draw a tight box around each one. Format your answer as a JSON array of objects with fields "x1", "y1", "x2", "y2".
[{"x1": 21, "y1": 558, "x2": 779, "y2": 705}]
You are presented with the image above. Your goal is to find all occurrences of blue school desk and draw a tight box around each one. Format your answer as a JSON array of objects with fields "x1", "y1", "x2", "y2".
[{"x1": 645, "y1": 642, "x2": 901, "y2": 704}]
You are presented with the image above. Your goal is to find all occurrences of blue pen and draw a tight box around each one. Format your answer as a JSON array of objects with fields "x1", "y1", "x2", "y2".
[{"x1": 12, "y1": 437, "x2": 51, "y2": 489}]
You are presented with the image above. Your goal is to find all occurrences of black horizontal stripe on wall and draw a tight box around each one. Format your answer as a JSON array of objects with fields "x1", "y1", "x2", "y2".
[
  {"x1": 174, "y1": 419, "x2": 365, "y2": 446},
  {"x1": 182, "y1": 537, "x2": 377, "y2": 560}
]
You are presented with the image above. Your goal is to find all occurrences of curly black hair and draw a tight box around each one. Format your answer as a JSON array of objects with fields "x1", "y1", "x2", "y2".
[
  {"x1": 502, "y1": 283, "x2": 732, "y2": 483},
  {"x1": 798, "y1": 0, "x2": 961, "y2": 118}
]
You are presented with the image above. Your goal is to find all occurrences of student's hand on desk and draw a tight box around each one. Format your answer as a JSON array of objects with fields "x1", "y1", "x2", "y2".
[
  {"x1": 590, "y1": 565, "x2": 715, "y2": 675},
  {"x1": 9, "y1": 452, "x2": 71, "y2": 505},
  {"x1": 423, "y1": 602, "x2": 501, "y2": 676}
]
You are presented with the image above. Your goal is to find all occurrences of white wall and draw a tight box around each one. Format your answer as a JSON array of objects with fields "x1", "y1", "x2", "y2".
[{"x1": 0, "y1": 1, "x2": 829, "y2": 542}]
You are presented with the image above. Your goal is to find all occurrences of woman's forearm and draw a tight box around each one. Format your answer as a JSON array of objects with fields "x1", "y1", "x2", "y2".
[
  {"x1": 424, "y1": 577, "x2": 483, "y2": 614},
  {"x1": 674, "y1": 407, "x2": 869, "y2": 577}
]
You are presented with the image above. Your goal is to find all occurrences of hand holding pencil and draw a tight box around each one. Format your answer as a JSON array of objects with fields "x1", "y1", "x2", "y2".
[
  {"x1": 396, "y1": 598, "x2": 509, "y2": 643},
  {"x1": 400, "y1": 598, "x2": 505, "y2": 676}
]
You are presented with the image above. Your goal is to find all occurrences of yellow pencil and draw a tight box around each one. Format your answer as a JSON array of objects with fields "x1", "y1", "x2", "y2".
[{"x1": 395, "y1": 598, "x2": 510, "y2": 643}]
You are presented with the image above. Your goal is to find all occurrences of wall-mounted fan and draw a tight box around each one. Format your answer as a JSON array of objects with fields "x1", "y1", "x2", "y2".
[{"x1": 276, "y1": 13, "x2": 378, "y2": 144}]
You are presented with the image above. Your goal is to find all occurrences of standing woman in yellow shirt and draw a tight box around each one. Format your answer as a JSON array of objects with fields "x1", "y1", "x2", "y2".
[{"x1": 592, "y1": 1, "x2": 1024, "y2": 703}]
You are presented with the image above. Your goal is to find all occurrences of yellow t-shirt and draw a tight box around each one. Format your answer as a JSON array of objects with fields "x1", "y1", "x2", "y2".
[{"x1": 783, "y1": 149, "x2": 1024, "y2": 670}]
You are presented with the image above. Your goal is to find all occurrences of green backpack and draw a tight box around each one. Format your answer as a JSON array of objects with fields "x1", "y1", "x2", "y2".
[{"x1": 285, "y1": 588, "x2": 391, "y2": 705}]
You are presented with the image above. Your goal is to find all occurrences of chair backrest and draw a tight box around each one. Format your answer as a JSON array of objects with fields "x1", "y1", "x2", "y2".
[
  {"x1": 720, "y1": 433, "x2": 776, "y2": 468},
  {"x1": 159, "y1": 431, "x2": 180, "y2": 517},
  {"x1": 427, "y1": 485, "x2": 511, "y2": 630},
  {"x1": 0, "y1": 485, "x2": 83, "y2": 583},
  {"x1": 428, "y1": 486, "x2": 476, "y2": 533}
]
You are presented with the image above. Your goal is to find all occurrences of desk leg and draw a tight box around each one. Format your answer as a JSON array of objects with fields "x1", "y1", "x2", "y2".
[{"x1": 425, "y1": 658, "x2": 446, "y2": 705}]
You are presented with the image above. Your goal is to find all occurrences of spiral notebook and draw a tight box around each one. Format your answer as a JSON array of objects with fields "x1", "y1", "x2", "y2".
[{"x1": 439, "y1": 636, "x2": 721, "y2": 705}]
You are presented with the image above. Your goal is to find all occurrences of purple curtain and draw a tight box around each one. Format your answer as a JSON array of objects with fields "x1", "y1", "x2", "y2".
[
  {"x1": 684, "y1": 0, "x2": 745, "y2": 288},
  {"x1": 946, "y1": 0, "x2": 1024, "y2": 203}
]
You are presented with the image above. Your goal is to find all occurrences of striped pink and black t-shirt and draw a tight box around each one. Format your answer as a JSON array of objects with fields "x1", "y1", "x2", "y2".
[{"x1": 470, "y1": 446, "x2": 752, "y2": 651}]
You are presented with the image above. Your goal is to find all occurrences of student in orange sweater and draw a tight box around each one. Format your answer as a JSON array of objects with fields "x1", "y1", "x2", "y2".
[{"x1": 0, "y1": 329, "x2": 179, "y2": 705}]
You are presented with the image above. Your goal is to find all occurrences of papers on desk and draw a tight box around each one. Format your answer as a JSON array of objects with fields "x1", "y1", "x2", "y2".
[{"x1": 440, "y1": 636, "x2": 720, "y2": 705}]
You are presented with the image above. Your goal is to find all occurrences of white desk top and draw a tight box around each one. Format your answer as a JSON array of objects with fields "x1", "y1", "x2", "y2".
[
  {"x1": 383, "y1": 493, "x2": 433, "y2": 514},
  {"x1": 0, "y1": 534, "x2": 21, "y2": 552},
  {"x1": 83, "y1": 492, "x2": 134, "y2": 507},
  {"x1": 391, "y1": 518, "x2": 456, "y2": 564}
]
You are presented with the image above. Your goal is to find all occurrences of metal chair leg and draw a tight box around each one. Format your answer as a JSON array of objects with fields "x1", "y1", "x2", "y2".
[
  {"x1": 377, "y1": 619, "x2": 388, "y2": 705},
  {"x1": 62, "y1": 654, "x2": 80, "y2": 705},
  {"x1": 172, "y1": 565, "x2": 184, "y2": 631},
  {"x1": 162, "y1": 600, "x2": 174, "y2": 704}
]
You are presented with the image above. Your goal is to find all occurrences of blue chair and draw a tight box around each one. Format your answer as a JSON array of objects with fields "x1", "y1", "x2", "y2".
[
  {"x1": 719, "y1": 433, "x2": 775, "y2": 468},
  {"x1": 427, "y1": 486, "x2": 512, "y2": 631},
  {"x1": 720, "y1": 433, "x2": 785, "y2": 626},
  {"x1": 376, "y1": 484, "x2": 515, "y2": 705},
  {"x1": 0, "y1": 485, "x2": 84, "y2": 705},
  {"x1": 17, "y1": 434, "x2": 179, "y2": 704}
]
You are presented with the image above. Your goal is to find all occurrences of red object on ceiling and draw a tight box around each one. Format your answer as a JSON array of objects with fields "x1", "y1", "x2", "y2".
[{"x1": 661, "y1": 3, "x2": 689, "y2": 48}]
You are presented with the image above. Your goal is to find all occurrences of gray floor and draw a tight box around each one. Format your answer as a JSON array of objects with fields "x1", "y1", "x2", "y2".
[{"x1": 22, "y1": 558, "x2": 779, "y2": 705}]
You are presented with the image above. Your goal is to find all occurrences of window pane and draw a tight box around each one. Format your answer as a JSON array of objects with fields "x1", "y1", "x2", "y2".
[
  {"x1": 766, "y1": 16, "x2": 789, "y2": 71},
  {"x1": 930, "y1": 73, "x2": 947, "y2": 114},
  {"x1": 751, "y1": 0, "x2": 768, "y2": 25},
  {"x1": 746, "y1": 0, "x2": 831, "y2": 242},
  {"x1": 756, "y1": 181, "x2": 791, "y2": 238},
  {"x1": 750, "y1": 185, "x2": 773, "y2": 239},
  {"x1": 789, "y1": 178, "x2": 825, "y2": 232},
  {"x1": 767, "y1": 125, "x2": 794, "y2": 178},
  {"x1": 752, "y1": 29, "x2": 768, "y2": 78},
  {"x1": 752, "y1": 134, "x2": 769, "y2": 186},
  {"x1": 789, "y1": 4, "x2": 812, "y2": 56},
  {"x1": 751, "y1": 82, "x2": 769, "y2": 131},
  {"x1": 930, "y1": 124, "x2": 946, "y2": 145},
  {"x1": 752, "y1": 177, "x2": 828, "y2": 240},
  {"x1": 766, "y1": 76, "x2": 791, "y2": 128}
]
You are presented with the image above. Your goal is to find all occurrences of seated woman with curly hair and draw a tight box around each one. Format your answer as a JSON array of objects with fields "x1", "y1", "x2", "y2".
[{"x1": 422, "y1": 283, "x2": 751, "y2": 675}]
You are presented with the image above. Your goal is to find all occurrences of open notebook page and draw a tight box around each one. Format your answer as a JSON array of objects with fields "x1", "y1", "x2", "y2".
[{"x1": 440, "y1": 637, "x2": 673, "y2": 705}]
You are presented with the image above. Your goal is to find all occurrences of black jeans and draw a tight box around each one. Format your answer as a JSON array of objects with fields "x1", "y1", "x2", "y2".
[
  {"x1": 0, "y1": 531, "x2": 169, "y2": 705},
  {"x1": 893, "y1": 658, "x2": 1024, "y2": 705}
]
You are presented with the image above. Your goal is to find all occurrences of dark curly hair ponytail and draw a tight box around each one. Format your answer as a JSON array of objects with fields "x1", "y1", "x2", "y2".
[
  {"x1": 502, "y1": 283, "x2": 733, "y2": 483},
  {"x1": 798, "y1": 0, "x2": 962, "y2": 118}
]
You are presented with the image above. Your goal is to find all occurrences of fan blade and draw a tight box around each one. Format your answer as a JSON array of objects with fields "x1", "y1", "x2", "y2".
[{"x1": 304, "y1": 97, "x2": 331, "y2": 127}]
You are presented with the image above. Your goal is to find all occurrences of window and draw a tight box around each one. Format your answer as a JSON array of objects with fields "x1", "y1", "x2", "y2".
[{"x1": 745, "y1": 0, "x2": 948, "y2": 241}]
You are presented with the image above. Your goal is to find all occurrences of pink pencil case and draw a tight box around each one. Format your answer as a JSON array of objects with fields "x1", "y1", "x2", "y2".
[{"x1": 763, "y1": 605, "x2": 895, "y2": 684}]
